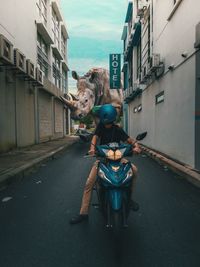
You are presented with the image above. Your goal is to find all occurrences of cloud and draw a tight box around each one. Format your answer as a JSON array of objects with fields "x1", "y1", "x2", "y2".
[
  {"x1": 68, "y1": 20, "x2": 122, "y2": 41},
  {"x1": 68, "y1": 36, "x2": 122, "y2": 59},
  {"x1": 60, "y1": 0, "x2": 128, "y2": 93},
  {"x1": 62, "y1": 0, "x2": 127, "y2": 40},
  {"x1": 68, "y1": 57, "x2": 109, "y2": 93}
]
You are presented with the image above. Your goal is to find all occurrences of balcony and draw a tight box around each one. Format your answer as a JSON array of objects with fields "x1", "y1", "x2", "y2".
[
  {"x1": 123, "y1": 19, "x2": 141, "y2": 61},
  {"x1": 62, "y1": 60, "x2": 69, "y2": 72},
  {"x1": 61, "y1": 23, "x2": 69, "y2": 39},
  {"x1": 52, "y1": 45, "x2": 63, "y2": 60},
  {"x1": 43, "y1": 76, "x2": 64, "y2": 98},
  {"x1": 124, "y1": 83, "x2": 143, "y2": 103},
  {"x1": 51, "y1": 1, "x2": 62, "y2": 21},
  {"x1": 36, "y1": 20, "x2": 54, "y2": 45}
]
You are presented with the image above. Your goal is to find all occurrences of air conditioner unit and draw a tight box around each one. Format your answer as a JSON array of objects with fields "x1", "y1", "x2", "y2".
[
  {"x1": 138, "y1": 0, "x2": 148, "y2": 10},
  {"x1": 14, "y1": 49, "x2": 26, "y2": 73},
  {"x1": 0, "y1": 34, "x2": 13, "y2": 64},
  {"x1": 26, "y1": 59, "x2": 35, "y2": 79},
  {"x1": 137, "y1": 0, "x2": 148, "y2": 17},
  {"x1": 130, "y1": 86, "x2": 134, "y2": 95},
  {"x1": 151, "y1": 54, "x2": 160, "y2": 70},
  {"x1": 143, "y1": 64, "x2": 147, "y2": 77},
  {"x1": 141, "y1": 64, "x2": 149, "y2": 81},
  {"x1": 147, "y1": 61, "x2": 152, "y2": 74},
  {"x1": 35, "y1": 67, "x2": 43, "y2": 85},
  {"x1": 133, "y1": 80, "x2": 140, "y2": 90}
]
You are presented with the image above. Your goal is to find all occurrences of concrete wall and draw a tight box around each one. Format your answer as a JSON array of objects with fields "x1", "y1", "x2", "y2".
[
  {"x1": 127, "y1": 0, "x2": 200, "y2": 167},
  {"x1": 16, "y1": 79, "x2": 35, "y2": 147},
  {"x1": 129, "y1": 56, "x2": 195, "y2": 165},
  {"x1": 0, "y1": 0, "x2": 37, "y2": 65},
  {"x1": 38, "y1": 90, "x2": 53, "y2": 141},
  {"x1": 0, "y1": 0, "x2": 69, "y2": 152},
  {"x1": 195, "y1": 49, "x2": 200, "y2": 169},
  {"x1": 54, "y1": 99, "x2": 64, "y2": 137},
  {"x1": 0, "y1": 69, "x2": 16, "y2": 151}
]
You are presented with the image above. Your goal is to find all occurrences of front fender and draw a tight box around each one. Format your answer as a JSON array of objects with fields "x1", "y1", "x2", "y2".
[{"x1": 108, "y1": 190, "x2": 122, "y2": 211}]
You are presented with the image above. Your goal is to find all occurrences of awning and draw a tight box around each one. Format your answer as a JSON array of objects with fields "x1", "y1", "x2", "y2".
[
  {"x1": 125, "y1": 2, "x2": 133, "y2": 23},
  {"x1": 122, "y1": 62, "x2": 128, "y2": 72},
  {"x1": 121, "y1": 25, "x2": 128, "y2": 40},
  {"x1": 132, "y1": 22, "x2": 141, "y2": 47}
]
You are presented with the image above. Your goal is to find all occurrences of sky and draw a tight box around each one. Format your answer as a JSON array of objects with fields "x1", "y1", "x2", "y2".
[{"x1": 60, "y1": 0, "x2": 128, "y2": 93}]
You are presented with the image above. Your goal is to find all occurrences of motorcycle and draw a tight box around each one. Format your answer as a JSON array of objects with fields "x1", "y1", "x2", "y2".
[
  {"x1": 94, "y1": 132, "x2": 147, "y2": 228},
  {"x1": 76, "y1": 128, "x2": 93, "y2": 143}
]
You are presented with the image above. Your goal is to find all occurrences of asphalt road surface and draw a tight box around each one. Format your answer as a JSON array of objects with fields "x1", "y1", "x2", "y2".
[{"x1": 0, "y1": 142, "x2": 200, "y2": 267}]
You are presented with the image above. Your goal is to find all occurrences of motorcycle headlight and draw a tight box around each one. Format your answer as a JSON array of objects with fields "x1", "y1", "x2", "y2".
[
  {"x1": 106, "y1": 149, "x2": 115, "y2": 160},
  {"x1": 126, "y1": 168, "x2": 133, "y2": 179},
  {"x1": 98, "y1": 169, "x2": 112, "y2": 184},
  {"x1": 123, "y1": 168, "x2": 133, "y2": 184},
  {"x1": 115, "y1": 149, "x2": 122, "y2": 160},
  {"x1": 106, "y1": 149, "x2": 122, "y2": 161}
]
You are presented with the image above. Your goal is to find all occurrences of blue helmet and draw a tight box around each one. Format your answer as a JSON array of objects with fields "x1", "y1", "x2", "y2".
[{"x1": 99, "y1": 104, "x2": 117, "y2": 124}]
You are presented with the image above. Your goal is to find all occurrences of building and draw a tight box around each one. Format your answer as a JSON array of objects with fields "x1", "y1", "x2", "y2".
[
  {"x1": 0, "y1": 0, "x2": 70, "y2": 152},
  {"x1": 122, "y1": 0, "x2": 200, "y2": 169}
]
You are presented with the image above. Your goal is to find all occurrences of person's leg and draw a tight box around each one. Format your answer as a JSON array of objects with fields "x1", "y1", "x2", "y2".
[
  {"x1": 70, "y1": 160, "x2": 99, "y2": 224},
  {"x1": 80, "y1": 160, "x2": 99, "y2": 215}
]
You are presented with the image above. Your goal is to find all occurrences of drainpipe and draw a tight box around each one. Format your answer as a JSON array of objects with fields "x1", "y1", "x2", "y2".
[
  {"x1": 34, "y1": 87, "x2": 39, "y2": 144},
  {"x1": 13, "y1": 71, "x2": 18, "y2": 148}
]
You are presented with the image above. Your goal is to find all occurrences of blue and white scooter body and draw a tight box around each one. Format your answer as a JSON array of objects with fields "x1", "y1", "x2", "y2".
[{"x1": 96, "y1": 143, "x2": 134, "y2": 211}]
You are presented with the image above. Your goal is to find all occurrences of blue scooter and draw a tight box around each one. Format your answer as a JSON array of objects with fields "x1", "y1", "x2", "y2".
[{"x1": 95, "y1": 132, "x2": 147, "y2": 228}]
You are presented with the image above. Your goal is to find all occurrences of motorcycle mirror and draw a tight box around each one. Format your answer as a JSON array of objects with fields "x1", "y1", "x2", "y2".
[{"x1": 136, "y1": 131, "x2": 147, "y2": 141}]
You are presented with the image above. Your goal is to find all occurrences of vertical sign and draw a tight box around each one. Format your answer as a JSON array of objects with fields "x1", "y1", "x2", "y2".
[{"x1": 109, "y1": 54, "x2": 121, "y2": 89}]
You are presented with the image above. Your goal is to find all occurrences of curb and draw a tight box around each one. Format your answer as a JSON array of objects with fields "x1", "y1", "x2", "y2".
[
  {"x1": 141, "y1": 145, "x2": 200, "y2": 188},
  {"x1": 0, "y1": 138, "x2": 79, "y2": 188}
]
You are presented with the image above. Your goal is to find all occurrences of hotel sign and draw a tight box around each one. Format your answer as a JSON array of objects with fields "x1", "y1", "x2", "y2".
[{"x1": 109, "y1": 54, "x2": 121, "y2": 89}]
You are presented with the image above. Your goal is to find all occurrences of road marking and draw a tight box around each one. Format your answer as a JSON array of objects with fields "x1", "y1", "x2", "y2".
[{"x1": 2, "y1": 197, "x2": 13, "y2": 202}]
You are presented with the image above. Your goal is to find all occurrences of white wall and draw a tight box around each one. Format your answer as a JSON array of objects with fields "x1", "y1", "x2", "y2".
[
  {"x1": 128, "y1": 0, "x2": 200, "y2": 166},
  {"x1": 0, "y1": 0, "x2": 37, "y2": 64}
]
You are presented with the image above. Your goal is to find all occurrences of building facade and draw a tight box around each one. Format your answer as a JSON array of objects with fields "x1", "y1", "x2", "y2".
[
  {"x1": 122, "y1": 0, "x2": 200, "y2": 169},
  {"x1": 0, "y1": 0, "x2": 70, "y2": 152}
]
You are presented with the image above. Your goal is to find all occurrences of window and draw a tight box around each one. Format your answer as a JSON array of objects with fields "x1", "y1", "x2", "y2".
[
  {"x1": 36, "y1": 0, "x2": 47, "y2": 27},
  {"x1": 136, "y1": 39, "x2": 142, "y2": 80},
  {"x1": 37, "y1": 33, "x2": 49, "y2": 77},
  {"x1": 62, "y1": 70, "x2": 67, "y2": 93},
  {"x1": 61, "y1": 33, "x2": 66, "y2": 59},
  {"x1": 52, "y1": 9, "x2": 60, "y2": 49},
  {"x1": 141, "y1": 7, "x2": 152, "y2": 75},
  {"x1": 155, "y1": 91, "x2": 164, "y2": 104},
  {"x1": 52, "y1": 53, "x2": 61, "y2": 88}
]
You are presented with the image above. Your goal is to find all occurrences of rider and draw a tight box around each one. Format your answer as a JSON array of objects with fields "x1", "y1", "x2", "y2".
[{"x1": 70, "y1": 104, "x2": 141, "y2": 224}]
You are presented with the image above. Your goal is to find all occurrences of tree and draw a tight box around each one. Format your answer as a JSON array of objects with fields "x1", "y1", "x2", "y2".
[{"x1": 80, "y1": 114, "x2": 93, "y2": 129}]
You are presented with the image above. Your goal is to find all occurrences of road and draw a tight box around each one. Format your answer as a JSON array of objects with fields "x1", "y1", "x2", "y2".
[{"x1": 0, "y1": 142, "x2": 200, "y2": 267}]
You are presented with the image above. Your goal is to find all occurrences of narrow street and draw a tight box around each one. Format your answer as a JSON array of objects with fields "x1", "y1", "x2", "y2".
[{"x1": 0, "y1": 142, "x2": 200, "y2": 267}]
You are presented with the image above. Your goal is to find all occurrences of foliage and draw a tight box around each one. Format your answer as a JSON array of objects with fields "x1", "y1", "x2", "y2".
[{"x1": 80, "y1": 114, "x2": 94, "y2": 129}]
